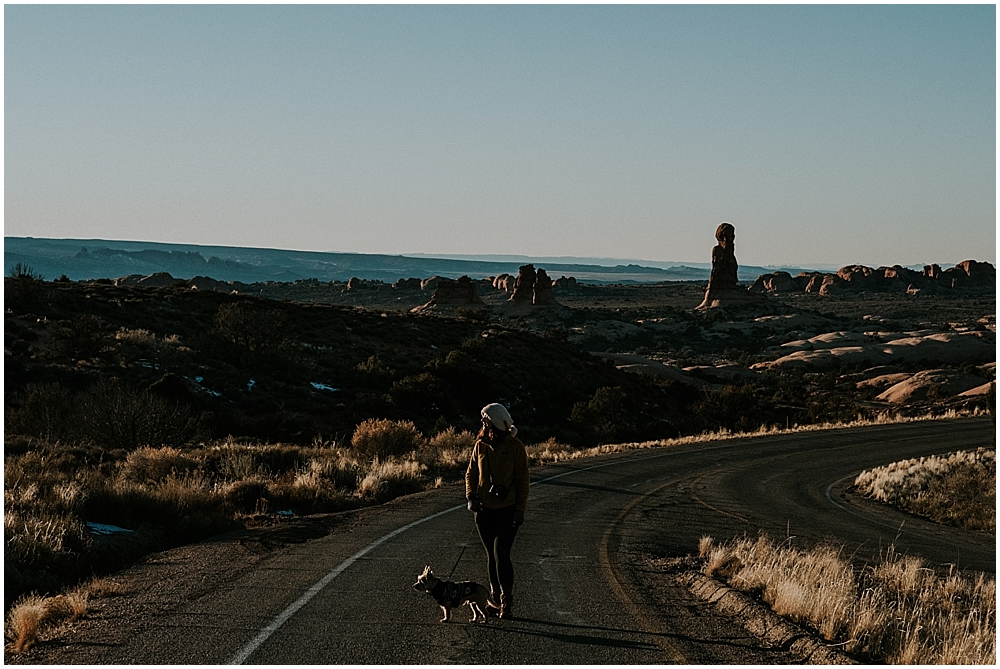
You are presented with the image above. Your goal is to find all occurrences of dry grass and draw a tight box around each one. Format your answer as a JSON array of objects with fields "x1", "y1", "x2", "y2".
[
  {"x1": 4, "y1": 590, "x2": 89, "y2": 653},
  {"x1": 701, "y1": 535, "x2": 995, "y2": 664},
  {"x1": 351, "y1": 418, "x2": 426, "y2": 459},
  {"x1": 855, "y1": 448, "x2": 996, "y2": 531},
  {"x1": 525, "y1": 406, "x2": 989, "y2": 465}
]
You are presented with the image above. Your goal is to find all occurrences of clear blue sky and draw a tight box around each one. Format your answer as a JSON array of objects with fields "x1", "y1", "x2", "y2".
[{"x1": 5, "y1": 5, "x2": 995, "y2": 267}]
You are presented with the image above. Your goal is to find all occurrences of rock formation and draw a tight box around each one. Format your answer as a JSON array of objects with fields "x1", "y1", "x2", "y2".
[
  {"x1": 411, "y1": 276, "x2": 483, "y2": 312},
  {"x1": 492, "y1": 273, "x2": 515, "y2": 293},
  {"x1": 553, "y1": 276, "x2": 578, "y2": 291},
  {"x1": 697, "y1": 223, "x2": 760, "y2": 309},
  {"x1": 393, "y1": 277, "x2": 421, "y2": 290},
  {"x1": 509, "y1": 265, "x2": 536, "y2": 303},
  {"x1": 533, "y1": 269, "x2": 557, "y2": 305},
  {"x1": 750, "y1": 260, "x2": 996, "y2": 297}
]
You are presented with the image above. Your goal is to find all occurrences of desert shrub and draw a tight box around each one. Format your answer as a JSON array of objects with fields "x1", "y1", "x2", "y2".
[
  {"x1": 571, "y1": 386, "x2": 640, "y2": 445},
  {"x1": 702, "y1": 535, "x2": 995, "y2": 664},
  {"x1": 54, "y1": 314, "x2": 110, "y2": 359},
  {"x1": 389, "y1": 372, "x2": 449, "y2": 413},
  {"x1": 351, "y1": 419, "x2": 426, "y2": 459},
  {"x1": 118, "y1": 447, "x2": 199, "y2": 483},
  {"x1": 697, "y1": 383, "x2": 784, "y2": 433},
  {"x1": 427, "y1": 426, "x2": 476, "y2": 453},
  {"x1": 5, "y1": 383, "x2": 77, "y2": 443},
  {"x1": 854, "y1": 448, "x2": 996, "y2": 531},
  {"x1": 212, "y1": 301, "x2": 289, "y2": 369},
  {"x1": 355, "y1": 355, "x2": 395, "y2": 387},
  {"x1": 78, "y1": 379, "x2": 198, "y2": 450},
  {"x1": 5, "y1": 263, "x2": 46, "y2": 311}
]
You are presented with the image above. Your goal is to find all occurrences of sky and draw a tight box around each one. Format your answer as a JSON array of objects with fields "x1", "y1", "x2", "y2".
[{"x1": 4, "y1": 4, "x2": 996, "y2": 267}]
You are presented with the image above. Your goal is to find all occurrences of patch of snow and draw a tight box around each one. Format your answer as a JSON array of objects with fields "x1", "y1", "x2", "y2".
[
  {"x1": 311, "y1": 382, "x2": 338, "y2": 392},
  {"x1": 86, "y1": 522, "x2": 135, "y2": 536}
]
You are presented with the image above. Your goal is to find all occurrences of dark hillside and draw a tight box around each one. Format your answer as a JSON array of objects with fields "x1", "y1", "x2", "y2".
[{"x1": 5, "y1": 280, "x2": 695, "y2": 448}]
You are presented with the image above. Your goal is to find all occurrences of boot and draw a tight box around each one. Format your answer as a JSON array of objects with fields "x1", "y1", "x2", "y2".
[{"x1": 499, "y1": 593, "x2": 512, "y2": 619}]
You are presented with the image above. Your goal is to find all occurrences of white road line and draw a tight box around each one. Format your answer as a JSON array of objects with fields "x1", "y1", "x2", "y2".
[{"x1": 229, "y1": 443, "x2": 759, "y2": 664}]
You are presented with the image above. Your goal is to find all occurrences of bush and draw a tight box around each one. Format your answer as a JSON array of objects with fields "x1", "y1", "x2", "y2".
[
  {"x1": 351, "y1": 419, "x2": 425, "y2": 459},
  {"x1": 118, "y1": 447, "x2": 199, "y2": 483},
  {"x1": 212, "y1": 302, "x2": 289, "y2": 369},
  {"x1": 571, "y1": 386, "x2": 639, "y2": 445},
  {"x1": 55, "y1": 314, "x2": 110, "y2": 359},
  {"x1": 5, "y1": 263, "x2": 46, "y2": 311},
  {"x1": 78, "y1": 379, "x2": 198, "y2": 450},
  {"x1": 5, "y1": 383, "x2": 76, "y2": 443}
]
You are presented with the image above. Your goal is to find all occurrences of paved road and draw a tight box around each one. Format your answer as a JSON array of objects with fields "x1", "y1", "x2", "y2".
[{"x1": 31, "y1": 418, "x2": 996, "y2": 664}]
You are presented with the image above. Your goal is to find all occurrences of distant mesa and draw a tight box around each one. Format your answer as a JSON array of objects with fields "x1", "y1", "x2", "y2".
[
  {"x1": 697, "y1": 223, "x2": 763, "y2": 309},
  {"x1": 411, "y1": 275, "x2": 484, "y2": 313},
  {"x1": 750, "y1": 260, "x2": 995, "y2": 296}
]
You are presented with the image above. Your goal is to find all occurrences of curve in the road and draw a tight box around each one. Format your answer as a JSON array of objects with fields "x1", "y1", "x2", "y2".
[{"x1": 224, "y1": 418, "x2": 993, "y2": 664}]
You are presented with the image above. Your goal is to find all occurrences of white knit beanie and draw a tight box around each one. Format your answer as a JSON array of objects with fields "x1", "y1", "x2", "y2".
[{"x1": 481, "y1": 403, "x2": 517, "y2": 437}]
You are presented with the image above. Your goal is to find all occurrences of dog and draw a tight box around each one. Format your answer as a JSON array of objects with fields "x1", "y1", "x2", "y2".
[{"x1": 411, "y1": 565, "x2": 496, "y2": 623}]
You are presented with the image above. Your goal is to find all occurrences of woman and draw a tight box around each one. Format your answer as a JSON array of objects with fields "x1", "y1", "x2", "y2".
[{"x1": 465, "y1": 403, "x2": 529, "y2": 619}]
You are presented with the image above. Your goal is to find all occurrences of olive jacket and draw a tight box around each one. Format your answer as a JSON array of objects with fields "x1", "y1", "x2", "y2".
[{"x1": 465, "y1": 435, "x2": 529, "y2": 512}]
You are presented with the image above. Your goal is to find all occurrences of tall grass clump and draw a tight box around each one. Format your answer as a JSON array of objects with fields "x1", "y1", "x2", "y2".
[
  {"x1": 854, "y1": 448, "x2": 995, "y2": 531},
  {"x1": 351, "y1": 418, "x2": 425, "y2": 459},
  {"x1": 700, "y1": 534, "x2": 995, "y2": 664}
]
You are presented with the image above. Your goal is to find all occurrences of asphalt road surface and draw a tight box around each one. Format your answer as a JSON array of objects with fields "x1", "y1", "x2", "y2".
[{"x1": 27, "y1": 418, "x2": 996, "y2": 664}]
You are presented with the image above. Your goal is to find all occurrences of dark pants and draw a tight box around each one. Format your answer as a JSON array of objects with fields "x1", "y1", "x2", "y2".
[{"x1": 475, "y1": 505, "x2": 519, "y2": 599}]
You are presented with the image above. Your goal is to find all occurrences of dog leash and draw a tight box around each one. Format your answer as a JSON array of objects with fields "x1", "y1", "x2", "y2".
[{"x1": 446, "y1": 524, "x2": 478, "y2": 580}]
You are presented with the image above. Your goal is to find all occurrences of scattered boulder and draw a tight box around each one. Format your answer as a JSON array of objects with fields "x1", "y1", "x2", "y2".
[{"x1": 346, "y1": 277, "x2": 362, "y2": 290}]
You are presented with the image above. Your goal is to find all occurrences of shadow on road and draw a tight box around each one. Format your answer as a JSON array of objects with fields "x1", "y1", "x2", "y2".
[
  {"x1": 536, "y1": 480, "x2": 644, "y2": 496},
  {"x1": 497, "y1": 616, "x2": 776, "y2": 654}
]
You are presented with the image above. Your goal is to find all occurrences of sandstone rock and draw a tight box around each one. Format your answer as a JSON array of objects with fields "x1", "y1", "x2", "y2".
[
  {"x1": 533, "y1": 268, "x2": 557, "y2": 305},
  {"x1": 135, "y1": 272, "x2": 177, "y2": 288},
  {"x1": 923, "y1": 263, "x2": 942, "y2": 279},
  {"x1": 836, "y1": 265, "x2": 876, "y2": 283},
  {"x1": 553, "y1": 276, "x2": 578, "y2": 291},
  {"x1": 411, "y1": 276, "x2": 484, "y2": 313},
  {"x1": 346, "y1": 277, "x2": 362, "y2": 290},
  {"x1": 759, "y1": 330, "x2": 995, "y2": 371},
  {"x1": 421, "y1": 276, "x2": 446, "y2": 291},
  {"x1": 683, "y1": 364, "x2": 758, "y2": 384},
  {"x1": 856, "y1": 373, "x2": 912, "y2": 389},
  {"x1": 876, "y1": 369, "x2": 987, "y2": 404},
  {"x1": 818, "y1": 274, "x2": 844, "y2": 295},
  {"x1": 113, "y1": 274, "x2": 145, "y2": 287},
  {"x1": 697, "y1": 223, "x2": 761, "y2": 309},
  {"x1": 509, "y1": 265, "x2": 536, "y2": 303},
  {"x1": 958, "y1": 382, "x2": 994, "y2": 397},
  {"x1": 749, "y1": 271, "x2": 797, "y2": 294},
  {"x1": 492, "y1": 274, "x2": 515, "y2": 292},
  {"x1": 393, "y1": 277, "x2": 421, "y2": 290}
]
